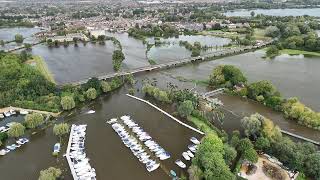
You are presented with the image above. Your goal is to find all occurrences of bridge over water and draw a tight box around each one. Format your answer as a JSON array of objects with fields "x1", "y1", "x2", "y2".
[{"x1": 65, "y1": 41, "x2": 272, "y2": 86}]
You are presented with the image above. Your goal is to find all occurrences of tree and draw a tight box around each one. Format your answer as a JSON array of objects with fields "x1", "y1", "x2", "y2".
[
  {"x1": 53, "y1": 123, "x2": 70, "y2": 137},
  {"x1": 304, "y1": 153, "x2": 320, "y2": 179},
  {"x1": 255, "y1": 136, "x2": 270, "y2": 151},
  {"x1": 265, "y1": 45, "x2": 279, "y2": 58},
  {"x1": 112, "y1": 50, "x2": 125, "y2": 71},
  {"x1": 250, "y1": 11, "x2": 255, "y2": 17},
  {"x1": 7, "y1": 122, "x2": 25, "y2": 138},
  {"x1": 230, "y1": 130, "x2": 240, "y2": 148},
  {"x1": 283, "y1": 25, "x2": 301, "y2": 38},
  {"x1": 265, "y1": 26, "x2": 280, "y2": 38},
  {"x1": 237, "y1": 138, "x2": 258, "y2": 163},
  {"x1": 177, "y1": 100, "x2": 194, "y2": 118},
  {"x1": 0, "y1": 40, "x2": 4, "y2": 46},
  {"x1": 241, "y1": 113, "x2": 263, "y2": 139},
  {"x1": 188, "y1": 165, "x2": 203, "y2": 180},
  {"x1": 60, "y1": 96, "x2": 75, "y2": 110},
  {"x1": 223, "y1": 144, "x2": 237, "y2": 166},
  {"x1": 193, "y1": 134, "x2": 235, "y2": 180},
  {"x1": 24, "y1": 43, "x2": 32, "y2": 50},
  {"x1": 25, "y1": 113, "x2": 44, "y2": 129},
  {"x1": 209, "y1": 65, "x2": 247, "y2": 88},
  {"x1": 19, "y1": 50, "x2": 31, "y2": 62},
  {"x1": 101, "y1": 81, "x2": 111, "y2": 93},
  {"x1": 86, "y1": 88, "x2": 97, "y2": 100},
  {"x1": 38, "y1": 167, "x2": 62, "y2": 180},
  {"x1": 14, "y1": 34, "x2": 24, "y2": 43},
  {"x1": 248, "y1": 80, "x2": 278, "y2": 101}
]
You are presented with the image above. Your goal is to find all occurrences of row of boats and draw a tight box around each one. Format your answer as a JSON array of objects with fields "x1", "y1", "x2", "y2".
[
  {"x1": 174, "y1": 137, "x2": 200, "y2": 169},
  {"x1": 0, "y1": 109, "x2": 29, "y2": 119},
  {"x1": 109, "y1": 115, "x2": 171, "y2": 172},
  {"x1": 67, "y1": 125, "x2": 96, "y2": 180},
  {"x1": 0, "y1": 138, "x2": 29, "y2": 156}
]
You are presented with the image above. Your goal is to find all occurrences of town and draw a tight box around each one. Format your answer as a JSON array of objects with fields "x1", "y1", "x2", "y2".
[{"x1": 0, "y1": 0, "x2": 320, "y2": 180}]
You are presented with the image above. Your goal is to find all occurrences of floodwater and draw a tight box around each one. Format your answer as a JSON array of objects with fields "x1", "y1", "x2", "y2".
[
  {"x1": 224, "y1": 8, "x2": 320, "y2": 17},
  {"x1": 32, "y1": 42, "x2": 116, "y2": 84},
  {"x1": 0, "y1": 27, "x2": 41, "y2": 51},
  {"x1": 147, "y1": 35, "x2": 231, "y2": 63},
  {"x1": 160, "y1": 50, "x2": 320, "y2": 111},
  {"x1": 0, "y1": 87, "x2": 201, "y2": 180}
]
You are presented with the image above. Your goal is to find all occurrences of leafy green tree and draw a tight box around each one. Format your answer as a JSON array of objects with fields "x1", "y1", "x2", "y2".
[
  {"x1": 85, "y1": 88, "x2": 97, "y2": 100},
  {"x1": 266, "y1": 45, "x2": 279, "y2": 58},
  {"x1": 53, "y1": 123, "x2": 70, "y2": 137},
  {"x1": 178, "y1": 100, "x2": 194, "y2": 118},
  {"x1": 237, "y1": 138, "x2": 258, "y2": 163},
  {"x1": 230, "y1": 130, "x2": 240, "y2": 148},
  {"x1": 223, "y1": 144, "x2": 237, "y2": 166},
  {"x1": 19, "y1": 50, "x2": 31, "y2": 62},
  {"x1": 60, "y1": 96, "x2": 75, "y2": 110},
  {"x1": 265, "y1": 26, "x2": 280, "y2": 38},
  {"x1": 209, "y1": 65, "x2": 247, "y2": 88},
  {"x1": 0, "y1": 40, "x2": 4, "y2": 46},
  {"x1": 24, "y1": 43, "x2": 32, "y2": 50},
  {"x1": 38, "y1": 167, "x2": 62, "y2": 180},
  {"x1": 304, "y1": 153, "x2": 320, "y2": 179},
  {"x1": 7, "y1": 122, "x2": 25, "y2": 138},
  {"x1": 255, "y1": 136, "x2": 270, "y2": 151},
  {"x1": 241, "y1": 113, "x2": 263, "y2": 138},
  {"x1": 250, "y1": 11, "x2": 255, "y2": 17},
  {"x1": 283, "y1": 25, "x2": 301, "y2": 38},
  {"x1": 193, "y1": 134, "x2": 235, "y2": 180},
  {"x1": 188, "y1": 165, "x2": 203, "y2": 180},
  {"x1": 112, "y1": 50, "x2": 125, "y2": 71},
  {"x1": 101, "y1": 81, "x2": 111, "y2": 93},
  {"x1": 25, "y1": 113, "x2": 44, "y2": 129},
  {"x1": 248, "y1": 80, "x2": 278, "y2": 102},
  {"x1": 14, "y1": 34, "x2": 24, "y2": 43}
]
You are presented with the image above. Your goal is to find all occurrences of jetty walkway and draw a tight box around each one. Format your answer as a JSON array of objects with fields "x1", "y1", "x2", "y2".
[{"x1": 66, "y1": 41, "x2": 272, "y2": 86}]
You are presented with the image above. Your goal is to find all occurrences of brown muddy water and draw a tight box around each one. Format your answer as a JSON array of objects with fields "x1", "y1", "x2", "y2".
[{"x1": 0, "y1": 87, "x2": 202, "y2": 180}]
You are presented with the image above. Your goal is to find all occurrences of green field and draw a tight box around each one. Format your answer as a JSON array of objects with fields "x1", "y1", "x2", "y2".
[
  {"x1": 26, "y1": 56, "x2": 56, "y2": 84},
  {"x1": 253, "y1": 28, "x2": 271, "y2": 41}
]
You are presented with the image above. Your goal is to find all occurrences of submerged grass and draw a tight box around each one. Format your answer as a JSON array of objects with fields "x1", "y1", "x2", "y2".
[
  {"x1": 26, "y1": 55, "x2": 55, "y2": 84},
  {"x1": 280, "y1": 49, "x2": 320, "y2": 57}
]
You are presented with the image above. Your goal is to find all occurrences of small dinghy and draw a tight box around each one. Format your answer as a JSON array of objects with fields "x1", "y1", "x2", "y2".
[
  {"x1": 182, "y1": 152, "x2": 190, "y2": 161},
  {"x1": 107, "y1": 118, "x2": 117, "y2": 124},
  {"x1": 87, "y1": 110, "x2": 95, "y2": 114},
  {"x1": 175, "y1": 159, "x2": 186, "y2": 168}
]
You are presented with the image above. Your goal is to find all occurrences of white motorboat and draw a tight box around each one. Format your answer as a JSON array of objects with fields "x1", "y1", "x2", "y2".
[
  {"x1": 0, "y1": 149, "x2": 10, "y2": 155},
  {"x1": 175, "y1": 159, "x2": 186, "y2": 168},
  {"x1": 87, "y1": 110, "x2": 95, "y2": 114},
  {"x1": 3, "y1": 111, "x2": 11, "y2": 117},
  {"x1": 182, "y1": 152, "x2": 190, "y2": 161},
  {"x1": 0, "y1": 113, "x2": 4, "y2": 119},
  {"x1": 53, "y1": 143, "x2": 61, "y2": 153},
  {"x1": 107, "y1": 118, "x2": 117, "y2": 124},
  {"x1": 146, "y1": 163, "x2": 160, "y2": 172},
  {"x1": 19, "y1": 110, "x2": 29, "y2": 115},
  {"x1": 9, "y1": 109, "x2": 16, "y2": 115},
  {"x1": 190, "y1": 137, "x2": 200, "y2": 145},
  {"x1": 187, "y1": 150, "x2": 194, "y2": 158},
  {"x1": 188, "y1": 144, "x2": 197, "y2": 153}
]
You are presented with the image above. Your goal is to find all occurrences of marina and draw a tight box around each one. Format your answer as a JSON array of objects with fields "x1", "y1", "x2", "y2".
[{"x1": 65, "y1": 124, "x2": 96, "y2": 180}]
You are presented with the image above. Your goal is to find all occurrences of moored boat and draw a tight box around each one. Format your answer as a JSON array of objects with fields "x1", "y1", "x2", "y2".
[
  {"x1": 182, "y1": 152, "x2": 190, "y2": 161},
  {"x1": 190, "y1": 137, "x2": 200, "y2": 145},
  {"x1": 146, "y1": 163, "x2": 160, "y2": 172},
  {"x1": 187, "y1": 150, "x2": 194, "y2": 158},
  {"x1": 175, "y1": 159, "x2": 186, "y2": 168}
]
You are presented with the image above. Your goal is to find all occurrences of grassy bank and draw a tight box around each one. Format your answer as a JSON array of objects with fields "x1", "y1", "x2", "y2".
[
  {"x1": 253, "y1": 28, "x2": 271, "y2": 41},
  {"x1": 280, "y1": 49, "x2": 320, "y2": 57},
  {"x1": 26, "y1": 56, "x2": 55, "y2": 84},
  {"x1": 187, "y1": 116, "x2": 215, "y2": 134}
]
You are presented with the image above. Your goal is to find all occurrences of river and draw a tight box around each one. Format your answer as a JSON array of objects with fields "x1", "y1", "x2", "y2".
[
  {"x1": 0, "y1": 87, "x2": 202, "y2": 179},
  {"x1": 224, "y1": 8, "x2": 320, "y2": 17}
]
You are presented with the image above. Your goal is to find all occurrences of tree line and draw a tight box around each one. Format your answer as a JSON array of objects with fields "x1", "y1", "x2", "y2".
[{"x1": 209, "y1": 65, "x2": 320, "y2": 130}]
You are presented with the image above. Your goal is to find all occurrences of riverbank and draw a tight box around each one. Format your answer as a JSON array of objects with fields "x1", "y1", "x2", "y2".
[
  {"x1": 26, "y1": 55, "x2": 55, "y2": 84},
  {"x1": 0, "y1": 106, "x2": 60, "y2": 117},
  {"x1": 279, "y1": 49, "x2": 320, "y2": 57}
]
